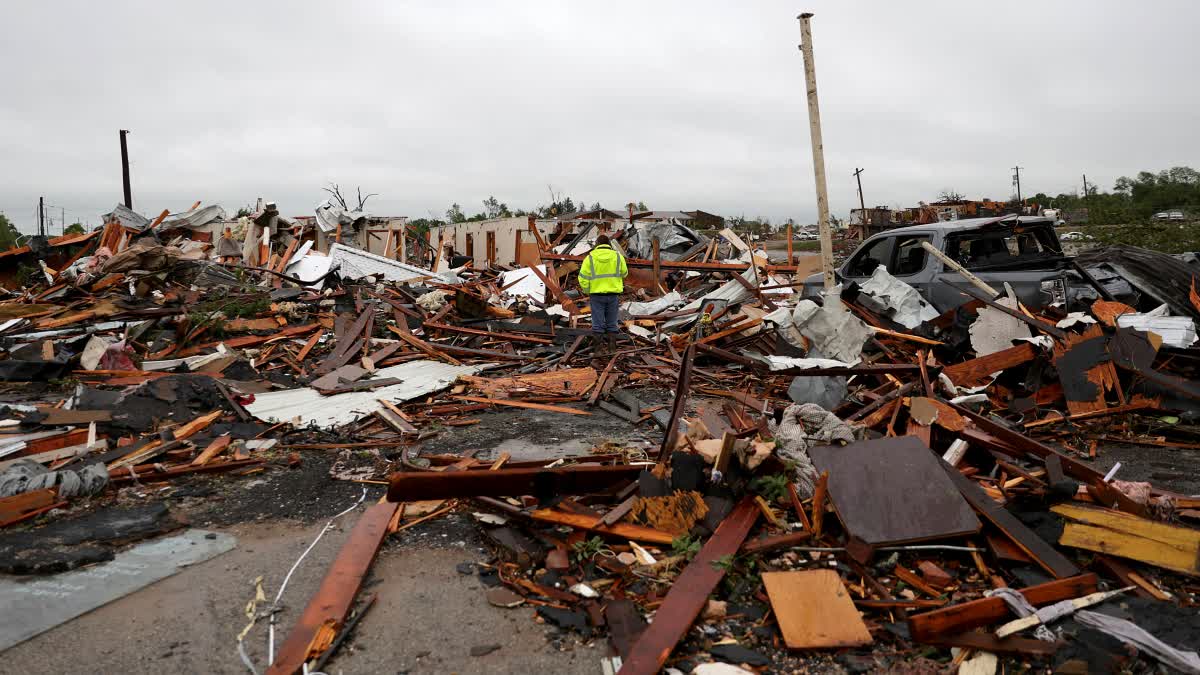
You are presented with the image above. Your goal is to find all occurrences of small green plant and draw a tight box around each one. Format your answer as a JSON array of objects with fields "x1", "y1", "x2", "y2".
[
  {"x1": 712, "y1": 554, "x2": 737, "y2": 574},
  {"x1": 751, "y1": 473, "x2": 790, "y2": 503},
  {"x1": 671, "y1": 535, "x2": 701, "y2": 561},
  {"x1": 571, "y1": 536, "x2": 605, "y2": 563},
  {"x1": 711, "y1": 553, "x2": 759, "y2": 597}
]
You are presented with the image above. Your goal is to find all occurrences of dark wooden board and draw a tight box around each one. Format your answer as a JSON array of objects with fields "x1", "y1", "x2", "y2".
[
  {"x1": 942, "y1": 463, "x2": 1080, "y2": 579},
  {"x1": 808, "y1": 436, "x2": 980, "y2": 546}
]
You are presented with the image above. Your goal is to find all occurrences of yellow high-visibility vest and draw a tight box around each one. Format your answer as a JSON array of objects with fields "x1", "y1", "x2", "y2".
[{"x1": 578, "y1": 244, "x2": 628, "y2": 294}]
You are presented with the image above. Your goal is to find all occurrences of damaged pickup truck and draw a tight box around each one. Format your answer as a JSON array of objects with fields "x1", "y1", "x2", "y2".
[
  {"x1": 802, "y1": 216, "x2": 1076, "y2": 311},
  {"x1": 800, "y1": 215, "x2": 1194, "y2": 316}
]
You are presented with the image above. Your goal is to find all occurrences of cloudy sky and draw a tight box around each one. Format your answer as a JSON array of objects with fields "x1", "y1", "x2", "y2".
[{"x1": 2, "y1": 1, "x2": 1197, "y2": 233}]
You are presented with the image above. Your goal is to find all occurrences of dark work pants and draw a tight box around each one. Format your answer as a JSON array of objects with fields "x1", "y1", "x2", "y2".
[{"x1": 589, "y1": 293, "x2": 620, "y2": 334}]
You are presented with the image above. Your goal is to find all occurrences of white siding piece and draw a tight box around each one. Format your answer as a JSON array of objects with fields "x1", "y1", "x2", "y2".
[
  {"x1": 1116, "y1": 315, "x2": 1198, "y2": 348},
  {"x1": 328, "y1": 243, "x2": 446, "y2": 283},
  {"x1": 244, "y1": 360, "x2": 486, "y2": 428}
]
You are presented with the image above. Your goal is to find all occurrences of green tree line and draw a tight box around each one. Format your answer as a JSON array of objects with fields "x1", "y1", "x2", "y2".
[{"x1": 1031, "y1": 166, "x2": 1200, "y2": 224}]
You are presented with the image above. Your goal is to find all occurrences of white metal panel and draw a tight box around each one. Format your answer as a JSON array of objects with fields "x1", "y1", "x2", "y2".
[{"x1": 244, "y1": 359, "x2": 486, "y2": 428}]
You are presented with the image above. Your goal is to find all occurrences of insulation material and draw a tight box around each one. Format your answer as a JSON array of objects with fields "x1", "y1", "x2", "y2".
[
  {"x1": 500, "y1": 266, "x2": 547, "y2": 304},
  {"x1": 788, "y1": 289, "x2": 873, "y2": 363},
  {"x1": 244, "y1": 360, "x2": 485, "y2": 428},
  {"x1": 857, "y1": 265, "x2": 939, "y2": 329},
  {"x1": 622, "y1": 291, "x2": 683, "y2": 316},
  {"x1": 79, "y1": 336, "x2": 113, "y2": 371},
  {"x1": 969, "y1": 295, "x2": 1032, "y2": 356}
]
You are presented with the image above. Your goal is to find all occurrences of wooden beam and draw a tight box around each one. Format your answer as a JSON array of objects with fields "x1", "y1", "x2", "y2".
[
  {"x1": 1053, "y1": 503, "x2": 1200, "y2": 576},
  {"x1": 907, "y1": 574, "x2": 1098, "y2": 643},
  {"x1": 618, "y1": 498, "x2": 759, "y2": 674},
  {"x1": 266, "y1": 502, "x2": 399, "y2": 675},
  {"x1": 452, "y1": 395, "x2": 590, "y2": 416},
  {"x1": 943, "y1": 463, "x2": 1080, "y2": 579},
  {"x1": 526, "y1": 509, "x2": 675, "y2": 545},
  {"x1": 387, "y1": 464, "x2": 642, "y2": 502}
]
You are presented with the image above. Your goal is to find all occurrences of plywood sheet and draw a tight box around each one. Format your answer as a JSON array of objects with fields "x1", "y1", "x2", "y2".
[
  {"x1": 762, "y1": 570, "x2": 872, "y2": 649},
  {"x1": 1053, "y1": 503, "x2": 1200, "y2": 577},
  {"x1": 809, "y1": 436, "x2": 980, "y2": 546}
]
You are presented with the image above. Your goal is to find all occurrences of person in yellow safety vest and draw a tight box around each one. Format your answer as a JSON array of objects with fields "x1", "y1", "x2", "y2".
[{"x1": 577, "y1": 234, "x2": 629, "y2": 354}]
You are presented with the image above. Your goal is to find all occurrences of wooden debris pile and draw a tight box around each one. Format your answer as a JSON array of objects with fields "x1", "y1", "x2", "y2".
[{"x1": 3, "y1": 214, "x2": 1200, "y2": 674}]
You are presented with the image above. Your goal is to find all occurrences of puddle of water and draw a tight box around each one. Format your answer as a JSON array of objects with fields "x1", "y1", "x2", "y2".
[{"x1": 490, "y1": 437, "x2": 594, "y2": 461}]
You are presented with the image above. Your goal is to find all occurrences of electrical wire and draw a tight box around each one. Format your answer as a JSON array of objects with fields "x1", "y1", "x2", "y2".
[{"x1": 235, "y1": 486, "x2": 367, "y2": 673}]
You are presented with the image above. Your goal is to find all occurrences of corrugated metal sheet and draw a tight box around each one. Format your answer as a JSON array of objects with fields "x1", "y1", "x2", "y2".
[
  {"x1": 328, "y1": 243, "x2": 447, "y2": 283},
  {"x1": 159, "y1": 205, "x2": 227, "y2": 231},
  {"x1": 244, "y1": 360, "x2": 486, "y2": 428}
]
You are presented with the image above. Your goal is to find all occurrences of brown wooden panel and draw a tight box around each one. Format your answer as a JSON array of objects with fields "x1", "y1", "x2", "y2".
[
  {"x1": 808, "y1": 436, "x2": 980, "y2": 546},
  {"x1": 762, "y1": 570, "x2": 872, "y2": 649}
]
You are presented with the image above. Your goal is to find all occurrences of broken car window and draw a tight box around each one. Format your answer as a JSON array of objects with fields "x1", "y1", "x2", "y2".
[
  {"x1": 944, "y1": 224, "x2": 1061, "y2": 270},
  {"x1": 845, "y1": 236, "x2": 890, "y2": 276},
  {"x1": 889, "y1": 235, "x2": 929, "y2": 276}
]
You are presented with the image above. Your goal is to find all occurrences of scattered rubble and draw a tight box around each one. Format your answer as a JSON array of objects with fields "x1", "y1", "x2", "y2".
[{"x1": 2, "y1": 203, "x2": 1200, "y2": 674}]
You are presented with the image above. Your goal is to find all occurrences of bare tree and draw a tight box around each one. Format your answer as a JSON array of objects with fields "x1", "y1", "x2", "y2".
[
  {"x1": 323, "y1": 183, "x2": 377, "y2": 210},
  {"x1": 938, "y1": 188, "x2": 965, "y2": 202}
]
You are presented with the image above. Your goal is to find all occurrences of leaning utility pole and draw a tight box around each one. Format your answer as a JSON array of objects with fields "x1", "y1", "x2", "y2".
[
  {"x1": 1011, "y1": 165, "x2": 1023, "y2": 208},
  {"x1": 849, "y1": 165, "x2": 868, "y2": 234},
  {"x1": 798, "y1": 12, "x2": 835, "y2": 289},
  {"x1": 1081, "y1": 174, "x2": 1089, "y2": 200},
  {"x1": 119, "y1": 129, "x2": 132, "y2": 208}
]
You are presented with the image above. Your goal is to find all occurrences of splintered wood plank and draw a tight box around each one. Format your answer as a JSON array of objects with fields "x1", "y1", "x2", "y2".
[
  {"x1": 462, "y1": 367, "x2": 597, "y2": 398},
  {"x1": 943, "y1": 343, "x2": 1036, "y2": 388},
  {"x1": 808, "y1": 437, "x2": 980, "y2": 546},
  {"x1": 1052, "y1": 503, "x2": 1200, "y2": 576},
  {"x1": 943, "y1": 464, "x2": 1080, "y2": 579},
  {"x1": 907, "y1": 574, "x2": 1098, "y2": 643},
  {"x1": 527, "y1": 509, "x2": 674, "y2": 545},
  {"x1": 762, "y1": 570, "x2": 872, "y2": 649},
  {"x1": 453, "y1": 395, "x2": 590, "y2": 416},
  {"x1": 1053, "y1": 324, "x2": 1117, "y2": 415},
  {"x1": 191, "y1": 435, "x2": 232, "y2": 466},
  {"x1": 267, "y1": 501, "x2": 400, "y2": 675},
  {"x1": 618, "y1": 498, "x2": 758, "y2": 675},
  {"x1": 0, "y1": 488, "x2": 58, "y2": 527}
]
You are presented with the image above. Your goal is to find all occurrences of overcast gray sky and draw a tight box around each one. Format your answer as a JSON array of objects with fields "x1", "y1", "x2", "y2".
[{"x1": 2, "y1": 1, "x2": 1197, "y2": 233}]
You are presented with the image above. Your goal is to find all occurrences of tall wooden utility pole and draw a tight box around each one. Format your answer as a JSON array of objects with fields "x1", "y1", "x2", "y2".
[
  {"x1": 798, "y1": 13, "x2": 835, "y2": 289},
  {"x1": 119, "y1": 129, "x2": 132, "y2": 209},
  {"x1": 38, "y1": 196, "x2": 45, "y2": 237},
  {"x1": 853, "y1": 167, "x2": 866, "y2": 232},
  {"x1": 1082, "y1": 174, "x2": 1089, "y2": 200},
  {"x1": 1012, "y1": 165, "x2": 1023, "y2": 208}
]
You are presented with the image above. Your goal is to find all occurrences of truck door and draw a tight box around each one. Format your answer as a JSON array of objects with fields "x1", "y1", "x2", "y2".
[
  {"x1": 841, "y1": 235, "x2": 894, "y2": 282},
  {"x1": 886, "y1": 233, "x2": 935, "y2": 301}
]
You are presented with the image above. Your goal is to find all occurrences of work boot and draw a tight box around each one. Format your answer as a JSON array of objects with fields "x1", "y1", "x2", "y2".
[
  {"x1": 592, "y1": 333, "x2": 608, "y2": 356},
  {"x1": 605, "y1": 334, "x2": 618, "y2": 354}
]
